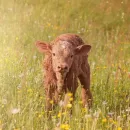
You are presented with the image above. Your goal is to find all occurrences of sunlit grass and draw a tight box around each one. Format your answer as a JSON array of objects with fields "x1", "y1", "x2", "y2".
[{"x1": 0, "y1": 0, "x2": 130, "y2": 129}]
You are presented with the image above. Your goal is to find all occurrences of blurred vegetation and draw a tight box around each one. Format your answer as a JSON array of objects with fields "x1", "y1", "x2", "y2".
[{"x1": 0, "y1": 0, "x2": 130, "y2": 130}]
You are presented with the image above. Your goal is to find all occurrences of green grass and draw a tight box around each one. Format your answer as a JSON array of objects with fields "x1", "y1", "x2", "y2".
[{"x1": 0, "y1": 0, "x2": 130, "y2": 130}]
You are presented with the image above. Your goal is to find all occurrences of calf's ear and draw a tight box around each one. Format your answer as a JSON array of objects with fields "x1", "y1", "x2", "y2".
[
  {"x1": 74, "y1": 45, "x2": 91, "y2": 55},
  {"x1": 35, "y1": 41, "x2": 52, "y2": 54}
]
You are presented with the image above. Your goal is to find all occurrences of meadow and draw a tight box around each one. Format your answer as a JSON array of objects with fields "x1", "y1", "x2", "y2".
[{"x1": 0, "y1": 0, "x2": 130, "y2": 129}]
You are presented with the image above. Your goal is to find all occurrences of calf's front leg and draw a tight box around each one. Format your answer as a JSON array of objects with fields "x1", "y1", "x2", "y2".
[
  {"x1": 78, "y1": 74, "x2": 92, "y2": 108},
  {"x1": 45, "y1": 86, "x2": 53, "y2": 111}
]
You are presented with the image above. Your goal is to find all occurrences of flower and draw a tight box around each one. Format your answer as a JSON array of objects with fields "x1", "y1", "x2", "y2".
[
  {"x1": 60, "y1": 124, "x2": 70, "y2": 130},
  {"x1": 38, "y1": 114, "x2": 42, "y2": 118},
  {"x1": 103, "y1": 66, "x2": 107, "y2": 69},
  {"x1": 33, "y1": 55, "x2": 37, "y2": 60},
  {"x1": 69, "y1": 97, "x2": 73, "y2": 101},
  {"x1": 50, "y1": 100, "x2": 54, "y2": 104},
  {"x1": 85, "y1": 114, "x2": 92, "y2": 119},
  {"x1": 52, "y1": 116, "x2": 56, "y2": 119},
  {"x1": 82, "y1": 108, "x2": 87, "y2": 113},
  {"x1": 102, "y1": 118, "x2": 107, "y2": 123},
  {"x1": 109, "y1": 118, "x2": 113, "y2": 123},
  {"x1": 66, "y1": 103, "x2": 72, "y2": 108},
  {"x1": 126, "y1": 107, "x2": 130, "y2": 112},
  {"x1": 108, "y1": 112, "x2": 114, "y2": 117},
  {"x1": 78, "y1": 101, "x2": 83, "y2": 104},
  {"x1": 113, "y1": 121, "x2": 117, "y2": 125},
  {"x1": 67, "y1": 92, "x2": 73, "y2": 97},
  {"x1": 58, "y1": 112, "x2": 62, "y2": 118},
  {"x1": 59, "y1": 100, "x2": 64, "y2": 107},
  {"x1": 102, "y1": 101, "x2": 107, "y2": 105},
  {"x1": 11, "y1": 108, "x2": 20, "y2": 114},
  {"x1": 27, "y1": 88, "x2": 33, "y2": 93},
  {"x1": 16, "y1": 37, "x2": 19, "y2": 40},
  {"x1": 117, "y1": 127, "x2": 122, "y2": 130}
]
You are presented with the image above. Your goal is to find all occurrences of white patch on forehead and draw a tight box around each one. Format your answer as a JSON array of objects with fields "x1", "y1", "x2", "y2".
[
  {"x1": 61, "y1": 44, "x2": 66, "y2": 49},
  {"x1": 59, "y1": 41, "x2": 70, "y2": 49}
]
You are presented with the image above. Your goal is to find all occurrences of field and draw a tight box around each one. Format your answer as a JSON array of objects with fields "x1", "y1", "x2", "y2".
[{"x1": 0, "y1": 0, "x2": 130, "y2": 130}]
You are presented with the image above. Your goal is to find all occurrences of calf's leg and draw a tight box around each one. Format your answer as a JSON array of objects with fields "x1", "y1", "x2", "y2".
[
  {"x1": 78, "y1": 72, "x2": 92, "y2": 108},
  {"x1": 45, "y1": 86, "x2": 53, "y2": 111}
]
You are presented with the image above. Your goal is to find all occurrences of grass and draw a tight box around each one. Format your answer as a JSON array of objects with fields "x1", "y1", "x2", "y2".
[{"x1": 0, "y1": 0, "x2": 130, "y2": 129}]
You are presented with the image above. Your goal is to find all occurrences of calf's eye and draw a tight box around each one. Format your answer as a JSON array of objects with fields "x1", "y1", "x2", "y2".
[
  {"x1": 52, "y1": 53, "x2": 55, "y2": 56},
  {"x1": 71, "y1": 55, "x2": 73, "y2": 58}
]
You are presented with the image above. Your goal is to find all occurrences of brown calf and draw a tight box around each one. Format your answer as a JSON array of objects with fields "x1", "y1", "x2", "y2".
[{"x1": 36, "y1": 33, "x2": 92, "y2": 110}]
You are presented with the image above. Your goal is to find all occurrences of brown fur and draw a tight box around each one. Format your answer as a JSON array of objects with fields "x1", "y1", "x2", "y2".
[{"x1": 36, "y1": 34, "x2": 92, "y2": 110}]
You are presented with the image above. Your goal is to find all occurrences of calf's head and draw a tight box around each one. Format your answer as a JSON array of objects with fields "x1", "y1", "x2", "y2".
[{"x1": 36, "y1": 40, "x2": 91, "y2": 92}]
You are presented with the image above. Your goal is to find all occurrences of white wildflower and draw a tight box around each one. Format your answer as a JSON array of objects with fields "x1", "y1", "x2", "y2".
[
  {"x1": 19, "y1": 73, "x2": 24, "y2": 78},
  {"x1": 126, "y1": 107, "x2": 130, "y2": 112},
  {"x1": 102, "y1": 101, "x2": 107, "y2": 105},
  {"x1": 11, "y1": 108, "x2": 20, "y2": 114},
  {"x1": 108, "y1": 112, "x2": 114, "y2": 116},
  {"x1": 33, "y1": 55, "x2": 37, "y2": 60},
  {"x1": 85, "y1": 114, "x2": 92, "y2": 119},
  {"x1": 59, "y1": 100, "x2": 64, "y2": 107}
]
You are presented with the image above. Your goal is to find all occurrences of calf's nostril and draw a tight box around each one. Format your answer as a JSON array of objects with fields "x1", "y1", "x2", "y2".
[
  {"x1": 64, "y1": 66, "x2": 68, "y2": 70},
  {"x1": 57, "y1": 65, "x2": 68, "y2": 71},
  {"x1": 58, "y1": 66, "x2": 61, "y2": 69}
]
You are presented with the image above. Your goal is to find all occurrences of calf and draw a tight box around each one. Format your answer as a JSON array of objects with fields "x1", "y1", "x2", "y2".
[{"x1": 36, "y1": 33, "x2": 92, "y2": 110}]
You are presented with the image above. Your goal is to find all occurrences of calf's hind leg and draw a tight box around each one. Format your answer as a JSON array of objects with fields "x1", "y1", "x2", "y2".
[
  {"x1": 78, "y1": 71, "x2": 92, "y2": 108},
  {"x1": 45, "y1": 86, "x2": 54, "y2": 111}
]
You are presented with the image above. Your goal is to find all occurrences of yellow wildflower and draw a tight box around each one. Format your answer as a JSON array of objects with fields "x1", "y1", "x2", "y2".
[
  {"x1": 82, "y1": 108, "x2": 87, "y2": 113},
  {"x1": 40, "y1": 96, "x2": 43, "y2": 100},
  {"x1": 69, "y1": 97, "x2": 73, "y2": 101},
  {"x1": 60, "y1": 124, "x2": 70, "y2": 130},
  {"x1": 60, "y1": 124, "x2": 66, "y2": 129},
  {"x1": 114, "y1": 90, "x2": 117, "y2": 93},
  {"x1": 41, "y1": 112, "x2": 44, "y2": 115},
  {"x1": 117, "y1": 127, "x2": 122, "y2": 130},
  {"x1": 123, "y1": 114, "x2": 126, "y2": 118},
  {"x1": 113, "y1": 121, "x2": 117, "y2": 125},
  {"x1": 50, "y1": 100, "x2": 54, "y2": 104},
  {"x1": 67, "y1": 103, "x2": 72, "y2": 108},
  {"x1": 38, "y1": 114, "x2": 42, "y2": 118},
  {"x1": 68, "y1": 92, "x2": 73, "y2": 97},
  {"x1": 102, "y1": 118, "x2": 107, "y2": 123},
  {"x1": 16, "y1": 37, "x2": 19, "y2": 40},
  {"x1": 27, "y1": 89, "x2": 33, "y2": 93},
  {"x1": 103, "y1": 66, "x2": 107, "y2": 69},
  {"x1": 52, "y1": 116, "x2": 56, "y2": 119},
  {"x1": 35, "y1": 111, "x2": 38, "y2": 114},
  {"x1": 58, "y1": 112, "x2": 62, "y2": 118},
  {"x1": 78, "y1": 101, "x2": 83, "y2": 104},
  {"x1": 109, "y1": 118, "x2": 113, "y2": 123}
]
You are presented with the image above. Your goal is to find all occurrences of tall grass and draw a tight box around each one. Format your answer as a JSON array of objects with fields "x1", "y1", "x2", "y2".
[{"x1": 0, "y1": 0, "x2": 130, "y2": 129}]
